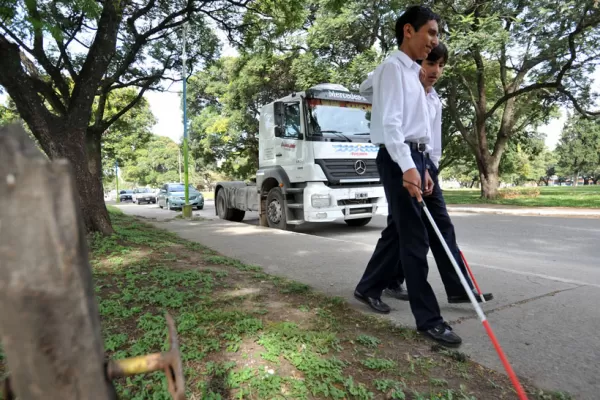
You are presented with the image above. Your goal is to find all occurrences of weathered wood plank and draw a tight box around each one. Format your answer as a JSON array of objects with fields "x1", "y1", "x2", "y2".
[{"x1": 0, "y1": 124, "x2": 115, "y2": 399}]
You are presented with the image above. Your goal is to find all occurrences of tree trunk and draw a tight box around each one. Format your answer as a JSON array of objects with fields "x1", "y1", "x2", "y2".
[
  {"x1": 479, "y1": 160, "x2": 500, "y2": 199},
  {"x1": 47, "y1": 124, "x2": 114, "y2": 235},
  {"x1": 480, "y1": 173, "x2": 499, "y2": 198},
  {"x1": 83, "y1": 130, "x2": 114, "y2": 234}
]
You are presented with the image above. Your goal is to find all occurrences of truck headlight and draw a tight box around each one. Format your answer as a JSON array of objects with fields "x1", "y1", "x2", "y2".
[{"x1": 311, "y1": 194, "x2": 331, "y2": 208}]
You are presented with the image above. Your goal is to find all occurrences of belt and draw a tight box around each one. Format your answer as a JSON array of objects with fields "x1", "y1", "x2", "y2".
[{"x1": 379, "y1": 142, "x2": 428, "y2": 152}]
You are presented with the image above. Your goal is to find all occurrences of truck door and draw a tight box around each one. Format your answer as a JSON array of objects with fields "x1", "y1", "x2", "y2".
[{"x1": 275, "y1": 101, "x2": 304, "y2": 178}]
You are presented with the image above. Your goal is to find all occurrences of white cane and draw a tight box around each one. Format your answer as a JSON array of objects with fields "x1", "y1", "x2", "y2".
[{"x1": 419, "y1": 200, "x2": 528, "y2": 399}]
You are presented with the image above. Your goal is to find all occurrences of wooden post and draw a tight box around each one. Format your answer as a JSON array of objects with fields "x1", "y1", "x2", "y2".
[{"x1": 0, "y1": 124, "x2": 116, "y2": 399}]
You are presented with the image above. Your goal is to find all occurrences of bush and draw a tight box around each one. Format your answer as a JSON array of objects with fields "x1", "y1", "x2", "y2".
[{"x1": 498, "y1": 187, "x2": 540, "y2": 199}]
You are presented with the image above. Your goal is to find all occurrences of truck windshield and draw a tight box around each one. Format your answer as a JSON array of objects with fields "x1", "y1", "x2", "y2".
[{"x1": 306, "y1": 98, "x2": 371, "y2": 142}]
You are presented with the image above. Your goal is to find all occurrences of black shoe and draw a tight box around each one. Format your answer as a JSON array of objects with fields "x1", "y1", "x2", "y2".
[
  {"x1": 383, "y1": 284, "x2": 409, "y2": 301},
  {"x1": 354, "y1": 290, "x2": 391, "y2": 314},
  {"x1": 421, "y1": 322, "x2": 462, "y2": 347},
  {"x1": 448, "y1": 291, "x2": 494, "y2": 304}
]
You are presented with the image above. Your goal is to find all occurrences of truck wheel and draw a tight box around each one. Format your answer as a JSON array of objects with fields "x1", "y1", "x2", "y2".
[
  {"x1": 266, "y1": 187, "x2": 288, "y2": 230},
  {"x1": 216, "y1": 189, "x2": 245, "y2": 222},
  {"x1": 345, "y1": 217, "x2": 372, "y2": 227}
]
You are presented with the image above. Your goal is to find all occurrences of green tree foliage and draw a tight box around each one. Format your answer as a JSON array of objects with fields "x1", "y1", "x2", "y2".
[
  {"x1": 187, "y1": 53, "x2": 301, "y2": 180},
  {"x1": 100, "y1": 88, "x2": 157, "y2": 175},
  {"x1": 437, "y1": 0, "x2": 600, "y2": 197},
  {"x1": 0, "y1": 0, "x2": 252, "y2": 234},
  {"x1": 531, "y1": 148, "x2": 558, "y2": 186},
  {"x1": 556, "y1": 114, "x2": 600, "y2": 184},
  {"x1": 0, "y1": 98, "x2": 18, "y2": 125},
  {"x1": 193, "y1": 0, "x2": 600, "y2": 195},
  {"x1": 120, "y1": 135, "x2": 181, "y2": 187}
]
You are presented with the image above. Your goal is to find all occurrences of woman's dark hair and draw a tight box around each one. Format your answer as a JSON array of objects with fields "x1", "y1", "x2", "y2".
[
  {"x1": 417, "y1": 42, "x2": 448, "y2": 65},
  {"x1": 395, "y1": 5, "x2": 441, "y2": 46}
]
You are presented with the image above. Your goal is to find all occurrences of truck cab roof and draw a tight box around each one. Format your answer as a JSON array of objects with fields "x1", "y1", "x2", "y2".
[{"x1": 272, "y1": 83, "x2": 371, "y2": 105}]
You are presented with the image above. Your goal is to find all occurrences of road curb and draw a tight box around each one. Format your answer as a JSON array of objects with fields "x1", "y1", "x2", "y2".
[{"x1": 447, "y1": 206, "x2": 600, "y2": 218}]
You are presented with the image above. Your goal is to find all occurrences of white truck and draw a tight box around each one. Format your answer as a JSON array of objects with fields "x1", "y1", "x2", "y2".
[{"x1": 214, "y1": 83, "x2": 387, "y2": 230}]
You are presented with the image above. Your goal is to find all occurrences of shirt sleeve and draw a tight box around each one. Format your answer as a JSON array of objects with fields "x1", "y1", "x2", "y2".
[
  {"x1": 430, "y1": 98, "x2": 442, "y2": 169},
  {"x1": 359, "y1": 73, "x2": 374, "y2": 102},
  {"x1": 376, "y1": 62, "x2": 416, "y2": 173}
]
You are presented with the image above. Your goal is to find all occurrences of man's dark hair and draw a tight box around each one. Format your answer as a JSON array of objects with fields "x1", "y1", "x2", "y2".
[
  {"x1": 417, "y1": 42, "x2": 448, "y2": 65},
  {"x1": 395, "y1": 5, "x2": 441, "y2": 46}
]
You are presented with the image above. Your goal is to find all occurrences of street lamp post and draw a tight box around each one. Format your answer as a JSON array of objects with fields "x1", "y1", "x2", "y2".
[
  {"x1": 115, "y1": 160, "x2": 119, "y2": 203},
  {"x1": 181, "y1": 22, "x2": 192, "y2": 218}
]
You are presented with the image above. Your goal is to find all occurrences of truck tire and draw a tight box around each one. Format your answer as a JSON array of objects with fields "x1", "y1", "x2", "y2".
[
  {"x1": 216, "y1": 189, "x2": 245, "y2": 222},
  {"x1": 345, "y1": 217, "x2": 372, "y2": 227},
  {"x1": 266, "y1": 187, "x2": 290, "y2": 230}
]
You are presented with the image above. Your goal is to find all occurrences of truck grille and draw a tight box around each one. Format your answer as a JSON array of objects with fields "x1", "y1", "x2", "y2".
[
  {"x1": 315, "y1": 159, "x2": 379, "y2": 184},
  {"x1": 338, "y1": 199, "x2": 375, "y2": 206}
]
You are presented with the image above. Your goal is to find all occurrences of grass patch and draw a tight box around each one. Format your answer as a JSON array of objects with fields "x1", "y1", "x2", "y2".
[
  {"x1": 201, "y1": 191, "x2": 215, "y2": 200},
  {"x1": 443, "y1": 185, "x2": 600, "y2": 208},
  {"x1": 356, "y1": 334, "x2": 381, "y2": 348},
  {"x1": 0, "y1": 207, "x2": 571, "y2": 399}
]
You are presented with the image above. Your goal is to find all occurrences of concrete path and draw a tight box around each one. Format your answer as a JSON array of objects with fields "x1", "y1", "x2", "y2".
[{"x1": 115, "y1": 203, "x2": 600, "y2": 399}]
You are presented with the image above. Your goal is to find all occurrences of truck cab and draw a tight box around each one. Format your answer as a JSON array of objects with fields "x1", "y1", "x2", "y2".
[{"x1": 215, "y1": 83, "x2": 387, "y2": 230}]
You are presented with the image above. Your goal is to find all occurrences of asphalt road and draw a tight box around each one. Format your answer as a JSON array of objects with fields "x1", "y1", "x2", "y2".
[
  {"x1": 114, "y1": 200, "x2": 600, "y2": 398},
  {"x1": 128, "y1": 199, "x2": 600, "y2": 286}
]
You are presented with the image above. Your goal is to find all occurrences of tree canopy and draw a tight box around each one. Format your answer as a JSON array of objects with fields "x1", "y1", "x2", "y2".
[
  {"x1": 2, "y1": 0, "x2": 600, "y2": 235},
  {"x1": 0, "y1": 0, "x2": 268, "y2": 234},
  {"x1": 556, "y1": 114, "x2": 600, "y2": 184},
  {"x1": 186, "y1": 0, "x2": 600, "y2": 195}
]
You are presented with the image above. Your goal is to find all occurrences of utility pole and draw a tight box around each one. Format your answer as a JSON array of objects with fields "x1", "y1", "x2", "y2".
[
  {"x1": 181, "y1": 22, "x2": 192, "y2": 218},
  {"x1": 178, "y1": 150, "x2": 182, "y2": 182},
  {"x1": 115, "y1": 160, "x2": 119, "y2": 203}
]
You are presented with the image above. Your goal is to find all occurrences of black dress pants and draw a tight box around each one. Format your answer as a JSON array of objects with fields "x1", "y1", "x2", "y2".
[
  {"x1": 355, "y1": 147, "x2": 470, "y2": 331},
  {"x1": 387, "y1": 158, "x2": 473, "y2": 295}
]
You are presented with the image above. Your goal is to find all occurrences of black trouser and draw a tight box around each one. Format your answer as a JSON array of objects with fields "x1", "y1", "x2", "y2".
[
  {"x1": 387, "y1": 158, "x2": 474, "y2": 295},
  {"x1": 355, "y1": 147, "x2": 468, "y2": 330}
]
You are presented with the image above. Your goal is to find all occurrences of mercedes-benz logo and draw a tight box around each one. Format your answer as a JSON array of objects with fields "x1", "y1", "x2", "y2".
[{"x1": 354, "y1": 160, "x2": 367, "y2": 175}]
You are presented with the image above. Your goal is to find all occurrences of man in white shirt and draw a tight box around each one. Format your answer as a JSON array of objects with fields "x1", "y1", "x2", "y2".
[
  {"x1": 383, "y1": 43, "x2": 493, "y2": 305},
  {"x1": 353, "y1": 6, "x2": 462, "y2": 347}
]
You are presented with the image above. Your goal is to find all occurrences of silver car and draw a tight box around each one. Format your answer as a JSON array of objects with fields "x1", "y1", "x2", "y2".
[
  {"x1": 133, "y1": 187, "x2": 156, "y2": 204},
  {"x1": 157, "y1": 183, "x2": 204, "y2": 210}
]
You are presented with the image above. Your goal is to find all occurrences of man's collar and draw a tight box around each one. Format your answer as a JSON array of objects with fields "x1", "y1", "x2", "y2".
[
  {"x1": 427, "y1": 87, "x2": 438, "y2": 97},
  {"x1": 391, "y1": 50, "x2": 421, "y2": 72}
]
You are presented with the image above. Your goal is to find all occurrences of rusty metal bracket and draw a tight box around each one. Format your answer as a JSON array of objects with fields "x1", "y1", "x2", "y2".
[
  {"x1": 2, "y1": 313, "x2": 185, "y2": 400},
  {"x1": 107, "y1": 313, "x2": 186, "y2": 400}
]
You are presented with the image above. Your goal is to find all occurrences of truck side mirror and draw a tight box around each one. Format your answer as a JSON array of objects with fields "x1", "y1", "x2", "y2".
[{"x1": 273, "y1": 101, "x2": 285, "y2": 135}]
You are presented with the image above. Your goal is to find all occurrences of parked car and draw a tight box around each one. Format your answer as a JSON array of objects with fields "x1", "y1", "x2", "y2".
[
  {"x1": 157, "y1": 183, "x2": 204, "y2": 210},
  {"x1": 133, "y1": 187, "x2": 156, "y2": 204},
  {"x1": 119, "y1": 189, "x2": 134, "y2": 202},
  {"x1": 151, "y1": 188, "x2": 161, "y2": 202}
]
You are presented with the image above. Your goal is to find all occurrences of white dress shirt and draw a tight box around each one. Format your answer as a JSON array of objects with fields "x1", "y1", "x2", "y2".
[
  {"x1": 359, "y1": 50, "x2": 431, "y2": 173},
  {"x1": 426, "y1": 87, "x2": 442, "y2": 169}
]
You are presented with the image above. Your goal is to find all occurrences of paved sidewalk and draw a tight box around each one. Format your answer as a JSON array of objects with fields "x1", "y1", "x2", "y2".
[{"x1": 119, "y1": 207, "x2": 599, "y2": 399}]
